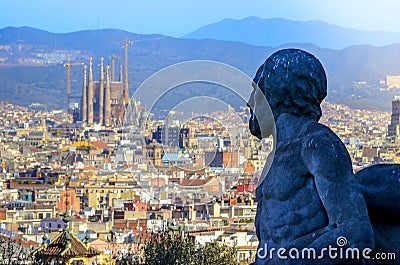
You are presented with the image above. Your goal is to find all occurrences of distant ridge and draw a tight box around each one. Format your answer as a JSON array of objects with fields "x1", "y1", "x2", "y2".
[
  {"x1": 183, "y1": 17, "x2": 400, "y2": 49},
  {"x1": 1, "y1": 26, "x2": 400, "y2": 111}
]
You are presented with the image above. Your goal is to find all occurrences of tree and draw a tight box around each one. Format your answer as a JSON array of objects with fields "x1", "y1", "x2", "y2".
[
  {"x1": 115, "y1": 231, "x2": 238, "y2": 265},
  {"x1": 0, "y1": 235, "x2": 34, "y2": 265}
]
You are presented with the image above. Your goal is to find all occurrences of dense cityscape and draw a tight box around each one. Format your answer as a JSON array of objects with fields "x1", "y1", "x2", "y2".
[{"x1": 0, "y1": 86, "x2": 397, "y2": 263}]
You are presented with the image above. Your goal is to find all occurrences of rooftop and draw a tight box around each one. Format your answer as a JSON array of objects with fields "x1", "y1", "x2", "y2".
[{"x1": 35, "y1": 230, "x2": 100, "y2": 258}]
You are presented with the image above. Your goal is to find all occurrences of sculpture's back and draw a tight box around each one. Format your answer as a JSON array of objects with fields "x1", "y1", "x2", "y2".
[{"x1": 356, "y1": 164, "x2": 400, "y2": 263}]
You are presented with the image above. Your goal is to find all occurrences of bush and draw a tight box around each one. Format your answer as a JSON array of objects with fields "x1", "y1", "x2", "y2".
[{"x1": 115, "y1": 231, "x2": 238, "y2": 265}]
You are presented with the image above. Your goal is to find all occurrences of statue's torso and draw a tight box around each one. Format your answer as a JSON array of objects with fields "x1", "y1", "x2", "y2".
[{"x1": 256, "y1": 137, "x2": 328, "y2": 247}]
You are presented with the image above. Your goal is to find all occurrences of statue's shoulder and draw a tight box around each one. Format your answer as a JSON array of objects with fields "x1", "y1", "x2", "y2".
[
  {"x1": 302, "y1": 121, "x2": 339, "y2": 142},
  {"x1": 301, "y1": 121, "x2": 348, "y2": 157},
  {"x1": 300, "y1": 121, "x2": 353, "y2": 182}
]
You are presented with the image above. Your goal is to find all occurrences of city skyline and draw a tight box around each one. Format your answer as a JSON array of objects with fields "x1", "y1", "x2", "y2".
[{"x1": 2, "y1": 0, "x2": 400, "y2": 37}]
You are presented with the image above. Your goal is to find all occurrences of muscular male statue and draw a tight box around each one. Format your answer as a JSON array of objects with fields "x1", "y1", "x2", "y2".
[{"x1": 248, "y1": 49, "x2": 400, "y2": 264}]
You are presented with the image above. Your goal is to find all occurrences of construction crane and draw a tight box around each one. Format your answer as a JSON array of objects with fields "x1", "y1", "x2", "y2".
[
  {"x1": 111, "y1": 54, "x2": 121, "y2": 82},
  {"x1": 64, "y1": 60, "x2": 84, "y2": 113},
  {"x1": 104, "y1": 38, "x2": 136, "y2": 104}
]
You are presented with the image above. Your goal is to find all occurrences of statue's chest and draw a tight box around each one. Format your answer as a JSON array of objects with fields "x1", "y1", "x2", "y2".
[{"x1": 261, "y1": 144, "x2": 311, "y2": 200}]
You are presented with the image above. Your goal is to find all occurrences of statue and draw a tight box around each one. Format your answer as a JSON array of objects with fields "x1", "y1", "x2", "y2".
[{"x1": 248, "y1": 48, "x2": 400, "y2": 264}]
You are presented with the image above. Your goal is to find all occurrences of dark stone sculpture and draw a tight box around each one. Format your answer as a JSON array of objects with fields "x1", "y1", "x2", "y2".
[{"x1": 248, "y1": 48, "x2": 400, "y2": 264}]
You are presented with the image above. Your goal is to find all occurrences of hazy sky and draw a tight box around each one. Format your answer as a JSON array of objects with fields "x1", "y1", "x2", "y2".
[{"x1": 2, "y1": 0, "x2": 400, "y2": 36}]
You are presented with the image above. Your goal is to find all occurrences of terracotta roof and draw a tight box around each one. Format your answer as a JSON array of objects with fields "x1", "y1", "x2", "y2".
[
  {"x1": 179, "y1": 176, "x2": 215, "y2": 187},
  {"x1": 171, "y1": 166, "x2": 206, "y2": 175},
  {"x1": 0, "y1": 234, "x2": 39, "y2": 248},
  {"x1": 9, "y1": 182, "x2": 53, "y2": 189},
  {"x1": 36, "y1": 230, "x2": 100, "y2": 258},
  {"x1": 90, "y1": 141, "x2": 110, "y2": 150},
  {"x1": 244, "y1": 161, "x2": 255, "y2": 173},
  {"x1": 25, "y1": 145, "x2": 40, "y2": 152},
  {"x1": 188, "y1": 231, "x2": 215, "y2": 236},
  {"x1": 89, "y1": 238, "x2": 108, "y2": 252}
]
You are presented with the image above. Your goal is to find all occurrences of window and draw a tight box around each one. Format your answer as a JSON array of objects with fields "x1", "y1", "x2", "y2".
[
  {"x1": 38, "y1": 213, "x2": 43, "y2": 219},
  {"x1": 46, "y1": 213, "x2": 51, "y2": 218},
  {"x1": 24, "y1": 214, "x2": 34, "y2": 220}
]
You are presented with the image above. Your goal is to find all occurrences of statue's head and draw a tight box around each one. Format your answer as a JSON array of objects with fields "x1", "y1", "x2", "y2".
[{"x1": 248, "y1": 48, "x2": 327, "y2": 139}]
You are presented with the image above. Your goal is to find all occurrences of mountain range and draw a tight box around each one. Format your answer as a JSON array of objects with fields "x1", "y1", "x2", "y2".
[
  {"x1": 1, "y1": 18, "x2": 400, "y2": 111},
  {"x1": 184, "y1": 16, "x2": 400, "y2": 49}
]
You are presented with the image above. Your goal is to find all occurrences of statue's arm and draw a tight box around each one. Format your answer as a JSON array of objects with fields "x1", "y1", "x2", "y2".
[{"x1": 299, "y1": 127, "x2": 374, "y2": 261}]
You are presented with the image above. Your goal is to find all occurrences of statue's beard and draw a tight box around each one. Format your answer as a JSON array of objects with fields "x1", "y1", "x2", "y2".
[
  {"x1": 249, "y1": 108, "x2": 274, "y2": 140},
  {"x1": 249, "y1": 109, "x2": 262, "y2": 139}
]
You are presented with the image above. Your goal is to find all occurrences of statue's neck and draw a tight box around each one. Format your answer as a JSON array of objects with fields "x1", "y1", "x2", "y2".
[{"x1": 275, "y1": 113, "x2": 315, "y2": 149}]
